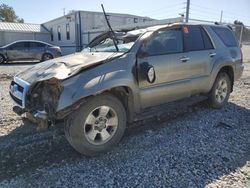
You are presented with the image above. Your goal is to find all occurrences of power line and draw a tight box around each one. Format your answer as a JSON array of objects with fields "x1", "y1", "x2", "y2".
[
  {"x1": 191, "y1": 3, "x2": 250, "y2": 21},
  {"x1": 137, "y1": 2, "x2": 184, "y2": 15},
  {"x1": 189, "y1": 12, "x2": 220, "y2": 21}
]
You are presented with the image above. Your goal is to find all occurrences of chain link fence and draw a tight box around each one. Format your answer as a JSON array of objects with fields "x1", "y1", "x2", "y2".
[{"x1": 232, "y1": 25, "x2": 250, "y2": 62}]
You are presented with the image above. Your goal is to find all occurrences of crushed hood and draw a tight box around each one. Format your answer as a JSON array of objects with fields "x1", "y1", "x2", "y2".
[{"x1": 16, "y1": 52, "x2": 123, "y2": 83}]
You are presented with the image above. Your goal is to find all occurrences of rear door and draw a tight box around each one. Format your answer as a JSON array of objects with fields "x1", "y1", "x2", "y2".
[
  {"x1": 182, "y1": 25, "x2": 216, "y2": 93},
  {"x1": 137, "y1": 27, "x2": 193, "y2": 108},
  {"x1": 29, "y1": 42, "x2": 46, "y2": 60},
  {"x1": 6, "y1": 42, "x2": 30, "y2": 61}
]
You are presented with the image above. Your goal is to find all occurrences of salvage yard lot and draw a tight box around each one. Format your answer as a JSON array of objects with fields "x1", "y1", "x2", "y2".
[{"x1": 0, "y1": 62, "x2": 249, "y2": 187}]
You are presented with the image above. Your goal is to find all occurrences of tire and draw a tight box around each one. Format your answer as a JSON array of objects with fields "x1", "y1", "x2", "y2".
[
  {"x1": 0, "y1": 54, "x2": 5, "y2": 64},
  {"x1": 42, "y1": 53, "x2": 53, "y2": 62},
  {"x1": 64, "y1": 93, "x2": 127, "y2": 156},
  {"x1": 208, "y1": 72, "x2": 231, "y2": 109}
]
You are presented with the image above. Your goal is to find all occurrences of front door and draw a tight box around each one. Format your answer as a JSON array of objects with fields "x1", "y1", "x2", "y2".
[
  {"x1": 137, "y1": 27, "x2": 192, "y2": 108},
  {"x1": 7, "y1": 42, "x2": 30, "y2": 61}
]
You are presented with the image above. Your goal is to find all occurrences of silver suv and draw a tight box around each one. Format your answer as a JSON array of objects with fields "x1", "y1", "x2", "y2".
[{"x1": 9, "y1": 23, "x2": 244, "y2": 156}]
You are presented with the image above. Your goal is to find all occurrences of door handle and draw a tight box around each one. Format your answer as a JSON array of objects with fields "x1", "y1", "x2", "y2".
[
  {"x1": 209, "y1": 52, "x2": 216, "y2": 57},
  {"x1": 180, "y1": 56, "x2": 190, "y2": 63}
]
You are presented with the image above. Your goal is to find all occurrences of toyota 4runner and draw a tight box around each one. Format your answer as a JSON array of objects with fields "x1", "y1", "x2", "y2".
[{"x1": 9, "y1": 23, "x2": 244, "y2": 156}]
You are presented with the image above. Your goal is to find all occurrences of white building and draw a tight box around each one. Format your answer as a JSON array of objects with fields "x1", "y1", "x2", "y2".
[{"x1": 43, "y1": 10, "x2": 155, "y2": 54}]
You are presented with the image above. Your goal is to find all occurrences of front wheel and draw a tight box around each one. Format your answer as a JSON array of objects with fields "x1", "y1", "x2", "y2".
[
  {"x1": 208, "y1": 72, "x2": 231, "y2": 109},
  {"x1": 0, "y1": 54, "x2": 6, "y2": 64},
  {"x1": 64, "y1": 94, "x2": 126, "y2": 156}
]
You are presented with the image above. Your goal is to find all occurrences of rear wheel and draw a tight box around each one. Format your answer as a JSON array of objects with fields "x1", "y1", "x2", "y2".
[
  {"x1": 64, "y1": 94, "x2": 126, "y2": 156},
  {"x1": 42, "y1": 53, "x2": 53, "y2": 61},
  {"x1": 208, "y1": 72, "x2": 231, "y2": 109}
]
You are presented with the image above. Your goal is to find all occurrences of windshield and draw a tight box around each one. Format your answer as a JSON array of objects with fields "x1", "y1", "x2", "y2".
[{"x1": 83, "y1": 31, "x2": 140, "y2": 53}]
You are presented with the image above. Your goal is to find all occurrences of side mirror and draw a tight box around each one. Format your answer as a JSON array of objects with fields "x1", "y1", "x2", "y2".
[{"x1": 140, "y1": 62, "x2": 156, "y2": 83}]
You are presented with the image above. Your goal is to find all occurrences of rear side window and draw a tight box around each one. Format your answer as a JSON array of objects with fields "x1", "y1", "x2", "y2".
[
  {"x1": 145, "y1": 28, "x2": 183, "y2": 56},
  {"x1": 201, "y1": 27, "x2": 213, "y2": 49},
  {"x1": 183, "y1": 25, "x2": 204, "y2": 51},
  {"x1": 29, "y1": 42, "x2": 45, "y2": 48},
  {"x1": 212, "y1": 27, "x2": 238, "y2": 47}
]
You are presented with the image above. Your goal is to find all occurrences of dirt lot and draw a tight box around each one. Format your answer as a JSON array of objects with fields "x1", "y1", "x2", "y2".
[{"x1": 0, "y1": 62, "x2": 249, "y2": 187}]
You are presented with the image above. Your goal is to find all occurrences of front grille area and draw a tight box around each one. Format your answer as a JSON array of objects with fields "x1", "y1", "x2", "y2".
[
  {"x1": 9, "y1": 92, "x2": 22, "y2": 106},
  {"x1": 10, "y1": 81, "x2": 24, "y2": 93},
  {"x1": 9, "y1": 77, "x2": 30, "y2": 108}
]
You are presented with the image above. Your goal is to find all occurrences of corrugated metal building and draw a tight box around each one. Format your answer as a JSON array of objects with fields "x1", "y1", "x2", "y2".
[{"x1": 0, "y1": 22, "x2": 50, "y2": 46}]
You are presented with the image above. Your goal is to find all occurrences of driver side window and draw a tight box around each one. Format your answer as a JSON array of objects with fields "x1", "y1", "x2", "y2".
[
  {"x1": 144, "y1": 28, "x2": 183, "y2": 56},
  {"x1": 10, "y1": 42, "x2": 29, "y2": 50}
]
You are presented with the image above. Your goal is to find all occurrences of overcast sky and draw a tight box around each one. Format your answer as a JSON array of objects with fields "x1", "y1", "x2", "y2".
[{"x1": 1, "y1": 0, "x2": 250, "y2": 26}]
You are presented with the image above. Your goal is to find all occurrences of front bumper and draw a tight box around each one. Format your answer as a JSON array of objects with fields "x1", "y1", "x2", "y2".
[{"x1": 10, "y1": 76, "x2": 53, "y2": 130}]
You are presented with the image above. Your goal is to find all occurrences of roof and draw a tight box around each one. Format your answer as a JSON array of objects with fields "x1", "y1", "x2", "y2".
[
  {"x1": 43, "y1": 10, "x2": 153, "y2": 24},
  {"x1": 0, "y1": 22, "x2": 49, "y2": 33}
]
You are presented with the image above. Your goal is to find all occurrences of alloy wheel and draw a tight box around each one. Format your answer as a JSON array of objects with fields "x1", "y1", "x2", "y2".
[
  {"x1": 84, "y1": 106, "x2": 118, "y2": 145},
  {"x1": 215, "y1": 78, "x2": 228, "y2": 103}
]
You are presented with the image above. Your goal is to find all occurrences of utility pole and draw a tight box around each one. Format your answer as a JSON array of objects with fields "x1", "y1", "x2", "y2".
[
  {"x1": 220, "y1": 10, "x2": 223, "y2": 23},
  {"x1": 185, "y1": 0, "x2": 190, "y2": 23},
  {"x1": 63, "y1": 8, "x2": 66, "y2": 16}
]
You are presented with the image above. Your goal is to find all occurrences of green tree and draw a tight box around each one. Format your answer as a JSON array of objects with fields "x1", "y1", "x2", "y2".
[
  {"x1": 0, "y1": 3, "x2": 24, "y2": 23},
  {"x1": 234, "y1": 20, "x2": 250, "y2": 42}
]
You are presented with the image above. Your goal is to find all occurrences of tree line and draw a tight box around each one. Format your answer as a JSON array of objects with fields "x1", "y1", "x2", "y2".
[{"x1": 0, "y1": 3, "x2": 24, "y2": 23}]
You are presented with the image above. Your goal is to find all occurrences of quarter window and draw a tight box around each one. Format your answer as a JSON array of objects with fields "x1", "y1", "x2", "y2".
[
  {"x1": 211, "y1": 27, "x2": 238, "y2": 47},
  {"x1": 183, "y1": 25, "x2": 204, "y2": 51},
  {"x1": 29, "y1": 42, "x2": 45, "y2": 48},
  {"x1": 145, "y1": 29, "x2": 183, "y2": 56}
]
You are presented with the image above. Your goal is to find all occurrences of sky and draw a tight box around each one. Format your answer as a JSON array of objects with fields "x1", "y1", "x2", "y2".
[{"x1": 1, "y1": 0, "x2": 250, "y2": 26}]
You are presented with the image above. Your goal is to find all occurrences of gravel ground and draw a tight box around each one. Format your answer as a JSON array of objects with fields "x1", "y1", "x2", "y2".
[{"x1": 0, "y1": 62, "x2": 249, "y2": 187}]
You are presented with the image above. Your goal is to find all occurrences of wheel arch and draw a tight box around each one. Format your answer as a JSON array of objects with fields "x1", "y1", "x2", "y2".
[
  {"x1": 42, "y1": 52, "x2": 54, "y2": 61},
  {"x1": 0, "y1": 53, "x2": 7, "y2": 62},
  {"x1": 107, "y1": 86, "x2": 135, "y2": 123},
  {"x1": 209, "y1": 62, "x2": 235, "y2": 93},
  {"x1": 218, "y1": 66, "x2": 234, "y2": 92}
]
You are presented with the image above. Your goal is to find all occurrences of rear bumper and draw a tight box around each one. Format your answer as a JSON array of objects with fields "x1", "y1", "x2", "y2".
[{"x1": 234, "y1": 63, "x2": 244, "y2": 80}]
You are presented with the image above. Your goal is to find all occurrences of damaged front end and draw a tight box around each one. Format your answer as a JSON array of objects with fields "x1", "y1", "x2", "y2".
[
  {"x1": 11, "y1": 77, "x2": 63, "y2": 130},
  {"x1": 26, "y1": 78, "x2": 63, "y2": 130}
]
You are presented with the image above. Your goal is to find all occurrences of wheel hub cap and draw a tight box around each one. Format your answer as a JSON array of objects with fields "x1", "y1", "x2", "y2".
[
  {"x1": 84, "y1": 106, "x2": 118, "y2": 145},
  {"x1": 215, "y1": 78, "x2": 228, "y2": 103}
]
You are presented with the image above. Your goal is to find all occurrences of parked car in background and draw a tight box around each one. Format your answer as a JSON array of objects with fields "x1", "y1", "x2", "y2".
[
  {"x1": 9, "y1": 23, "x2": 244, "y2": 156},
  {"x1": 0, "y1": 40, "x2": 62, "y2": 64}
]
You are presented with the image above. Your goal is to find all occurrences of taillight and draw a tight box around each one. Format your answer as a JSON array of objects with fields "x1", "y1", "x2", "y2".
[{"x1": 56, "y1": 47, "x2": 61, "y2": 54}]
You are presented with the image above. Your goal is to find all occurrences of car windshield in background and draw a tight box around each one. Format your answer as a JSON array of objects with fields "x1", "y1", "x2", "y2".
[{"x1": 83, "y1": 31, "x2": 141, "y2": 53}]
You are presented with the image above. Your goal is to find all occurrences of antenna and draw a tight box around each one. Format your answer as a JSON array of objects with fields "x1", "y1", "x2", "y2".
[{"x1": 101, "y1": 4, "x2": 119, "y2": 52}]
